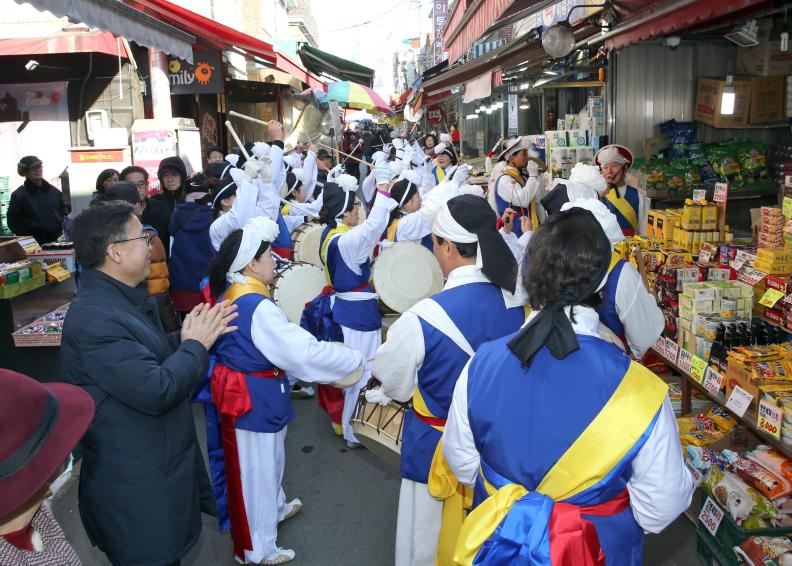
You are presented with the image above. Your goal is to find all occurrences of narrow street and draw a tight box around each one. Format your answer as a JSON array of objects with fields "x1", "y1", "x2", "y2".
[{"x1": 52, "y1": 400, "x2": 696, "y2": 565}]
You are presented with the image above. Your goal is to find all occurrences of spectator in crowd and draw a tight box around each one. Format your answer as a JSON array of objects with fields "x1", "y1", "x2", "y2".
[
  {"x1": 7, "y1": 155, "x2": 67, "y2": 244},
  {"x1": 0, "y1": 368, "x2": 95, "y2": 565},
  {"x1": 120, "y1": 165, "x2": 171, "y2": 254},
  {"x1": 206, "y1": 146, "x2": 224, "y2": 166},
  {"x1": 95, "y1": 169, "x2": 119, "y2": 195},
  {"x1": 151, "y1": 156, "x2": 188, "y2": 214},
  {"x1": 101, "y1": 182, "x2": 181, "y2": 332},
  {"x1": 61, "y1": 202, "x2": 237, "y2": 566}
]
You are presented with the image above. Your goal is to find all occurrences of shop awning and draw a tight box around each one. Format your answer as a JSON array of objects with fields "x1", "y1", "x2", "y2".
[
  {"x1": 443, "y1": 0, "x2": 515, "y2": 64},
  {"x1": 23, "y1": 0, "x2": 194, "y2": 61},
  {"x1": 297, "y1": 45, "x2": 375, "y2": 88},
  {"x1": 0, "y1": 30, "x2": 130, "y2": 59},
  {"x1": 602, "y1": 0, "x2": 770, "y2": 51}
]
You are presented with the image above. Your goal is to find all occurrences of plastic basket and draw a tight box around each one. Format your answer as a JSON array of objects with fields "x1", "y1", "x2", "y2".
[
  {"x1": 0, "y1": 272, "x2": 45, "y2": 299},
  {"x1": 12, "y1": 331, "x2": 62, "y2": 347},
  {"x1": 696, "y1": 530, "x2": 733, "y2": 566},
  {"x1": 696, "y1": 490, "x2": 792, "y2": 565}
]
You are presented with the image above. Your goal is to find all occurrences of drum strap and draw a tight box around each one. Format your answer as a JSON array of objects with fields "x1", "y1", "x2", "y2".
[{"x1": 410, "y1": 299, "x2": 474, "y2": 356}]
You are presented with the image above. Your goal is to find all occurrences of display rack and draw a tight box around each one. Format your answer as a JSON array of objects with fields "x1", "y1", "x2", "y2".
[{"x1": 652, "y1": 344, "x2": 792, "y2": 460}]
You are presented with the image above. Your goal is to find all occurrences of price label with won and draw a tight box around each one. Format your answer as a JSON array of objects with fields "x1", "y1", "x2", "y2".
[
  {"x1": 759, "y1": 288, "x2": 786, "y2": 308},
  {"x1": 725, "y1": 385, "x2": 753, "y2": 418},
  {"x1": 758, "y1": 399, "x2": 783, "y2": 439},
  {"x1": 713, "y1": 182, "x2": 728, "y2": 203},
  {"x1": 677, "y1": 348, "x2": 694, "y2": 374},
  {"x1": 738, "y1": 268, "x2": 767, "y2": 287},
  {"x1": 703, "y1": 368, "x2": 724, "y2": 396},
  {"x1": 784, "y1": 196, "x2": 792, "y2": 219},
  {"x1": 690, "y1": 356, "x2": 708, "y2": 383},
  {"x1": 699, "y1": 497, "x2": 724, "y2": 536}
]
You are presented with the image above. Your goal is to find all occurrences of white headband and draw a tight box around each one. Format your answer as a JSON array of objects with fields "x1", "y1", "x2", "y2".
[
  {"x1": 336, "y1": 190, "x2": 353, "y2": 220},
  {"x1": 227, "y1": 216, "x2": 280, "y2": 283},
  {"x1": 432, "y1": 204, "x2": 483, "y2": 270},
  {"x1": 398, "y1": 182, "x2": 416, "y2": 207},
  {"x1": 212, "y1": 179, "x2": 236, "y2": 207}
]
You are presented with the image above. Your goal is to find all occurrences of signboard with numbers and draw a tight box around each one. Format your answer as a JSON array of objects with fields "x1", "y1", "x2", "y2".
[
  {"x1": 725, "y1": 385, "x2": 753, "y2": 418},
  {"x1": 699, "y1": 497, "x2": 725, "y2": 536},
  {"x1": 758, "y1": 399, "x2": 783, "y2": 439},
  {"x1": 713, "y1": 182, "x2": 728, "y2": 203},
  {"x1": 690, "y1": 356, "x2": 708, "y2": 383},
  {"x1": 703, "y1": 368, "x2": 724, "y2": 396},
  {"x1": 677, "y1": 348, "x2": 694, "y2": 374}
]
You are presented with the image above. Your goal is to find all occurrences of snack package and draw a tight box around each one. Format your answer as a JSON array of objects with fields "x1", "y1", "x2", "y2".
[
  {"x1": 679, "y1": 428, "x2": 725, "y2": 447},
  {"x1": 707, "y1": 406, "x2": 738, "y2": 432},
  {"x1": 734, "y1": 535, "x2": 792, "y2": 566},
  {"x1": 687, "y1": 445, "x2": 730, "y2": 471},
  {"x1": 702, "y1": 466, "x2": 778, "y2": 524},
  {"x1": 677, "y1": 414, "x2": 717, "y2": 434},
  {"x1": 751, "y1": 447, "x2": 792, "y2": 482},
  {"x1": 733, "y1": 453, "x2": 792, "y2": 501}
]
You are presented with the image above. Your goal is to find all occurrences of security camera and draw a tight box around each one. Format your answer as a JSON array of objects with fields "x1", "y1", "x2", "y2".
[
  {"x1": 664, "y1": 36, "x2": 681, "y2": 50},
  {"x1": 25, "y1": 60, "x2": 39, "y2": 71}
]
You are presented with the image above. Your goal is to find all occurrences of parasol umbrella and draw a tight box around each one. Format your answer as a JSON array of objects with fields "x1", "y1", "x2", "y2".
[
  {"x1": 322, "y1": 81, "x2": 391, "y2": 114},
  {"x1": 347, "y1": 109, "x2": 376, "y2": 123}
]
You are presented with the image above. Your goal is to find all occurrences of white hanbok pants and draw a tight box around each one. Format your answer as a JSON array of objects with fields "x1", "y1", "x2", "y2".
[
  {"x1": 395, "y1": 478, "x2": 443, "y2": 566},
  {"x1": 340, "y1": 325, "x2": 381, "y2": 443},
  {"x1": 235, "y1": 427, "x2": 289, "y2": 564}
]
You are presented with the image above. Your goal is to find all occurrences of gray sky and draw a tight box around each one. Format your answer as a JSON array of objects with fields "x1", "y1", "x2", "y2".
[{"x1": 312, "y1": 0, "x2": 434, "y2": 98}]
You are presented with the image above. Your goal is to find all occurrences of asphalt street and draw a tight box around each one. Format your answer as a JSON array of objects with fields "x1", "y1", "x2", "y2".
[{"x1": 52, "y1": 399, "x2": 697, "y2": 565}]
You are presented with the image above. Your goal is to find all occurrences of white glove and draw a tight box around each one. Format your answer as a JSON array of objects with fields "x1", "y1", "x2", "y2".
[
  {"x1": 244, "y1": 158, "x2": 263, "y2": 180},
  {"x1": 526, "y1": 160, "x2": 539, "y2": 178},
  {"x1": 451, "y1": 164, "x2": 471, "y2": 187},
  {"x1": 403, "y1": 146, "x2": 415, "y2": 165},
  {"x1": 329, "y1": 164, "x2": 344, "y2": 180},
  {"x1": 392, "y1": 138, "x2": 404, "y2": 150},
  {"x1": 374, "y1": 163, "x2": 392, "y2": 186},
  {"x1": 251, "y1": 142, "x2": 270, "y2": 159},
  {"x1": 365, "y1": 387, "x2": 392, "y2": 406},
  {"x1": 439, "y1": 133, "x2": 452, "y2": 143},
  {"x1": 229, "y1": 167, "x2": 244, "y2": 186}
]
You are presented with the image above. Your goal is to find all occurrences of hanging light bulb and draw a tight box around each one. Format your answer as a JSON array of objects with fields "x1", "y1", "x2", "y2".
[
  {"x1": 485, "y1": 108, "x2": 493, "y2": 114},
  {"x1": 478, "y1": 104, "x2": 487, "y2": 112},
  {"x1": 783, "y1": 7, "x2": 790, "y2": 53},
  {"x1": 495, "y1": 100, "x2": 504, "y2": 109},
  {"x1": 519, "y1": 97, "x2": 531, "y2": 110},
  {"x1": 720, "y1": 75, "x2": 736, "y2": 115},
  {"x1": 475, "y1": 107, "x2": 481, "y2": 113}
]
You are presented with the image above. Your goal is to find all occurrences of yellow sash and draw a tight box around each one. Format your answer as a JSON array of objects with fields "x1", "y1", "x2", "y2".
[
  {"x1": 454, "y1": 362, "x2": 668, "y2": 565},
  {"x1": 436, "y1": 164, "x2": 446, "y2": 182},
  {"x1": 320, "y1": 224, "x2": 351, "y2": 285},
  {"x1": 281, "y1": 203, "x2": 293, "y2": 216},
  {"x1": 412, "y1": 388, "x2": 472, "y2": 566},
  {"x1": 500, "y1": 168, "x2": 539, "y2": 231},
  {"x1": 605, "y1": 188, "x2": 638, "y2": 231},
  {"x1": 385, "y1": 217, "x2": 401, "y2": 242},
  {"x1": 223, "y1": 275, "x2": 271, "y2": 304}
]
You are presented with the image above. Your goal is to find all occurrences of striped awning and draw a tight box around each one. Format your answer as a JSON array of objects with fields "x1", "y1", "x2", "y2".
[
  {"x1": 472, "y1": 39, "x2": 505, "y2": 59},
  {"x1": 443, "y1": 0, "x2": 514, "y2": 64}
]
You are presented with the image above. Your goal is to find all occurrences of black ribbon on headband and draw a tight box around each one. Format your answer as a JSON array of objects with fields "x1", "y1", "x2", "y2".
[{"x1": 507, "y1": 208, "x2": 612, "y2": 367}]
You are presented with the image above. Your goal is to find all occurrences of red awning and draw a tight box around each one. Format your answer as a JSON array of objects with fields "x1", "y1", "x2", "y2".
[
  {"x1": 604, "y1": 0, "x2": 770, "y2": 50},
  {"x1": 127, "y1": 0, "x2": 325, "y2": 89},
  {"x1": 0, "y1": 31, "x2": 130, "y2": 59},
  {"x1": 443, "y1": 0, "x2": 514, "y2": 64}
]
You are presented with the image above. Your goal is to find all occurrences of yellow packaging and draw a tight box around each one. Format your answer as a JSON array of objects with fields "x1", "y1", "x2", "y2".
[
  {"x1": 682, "y1": 199, "x2": 702, "y2": 230},
  {"x1": 754, "y1": 258, "x2": 792, "y2": 275},
  {"x1": 706, "y1": 406, "x2": 737, "y2": 432},
  {"x1": 701, "y1": 202, "x2": 718, "y2": 230}
]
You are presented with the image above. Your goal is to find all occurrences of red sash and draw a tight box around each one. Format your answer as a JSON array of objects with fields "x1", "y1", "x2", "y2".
[
  {"x1": 414, "y1": 410, "x2": 447, "y2": 429},
  {"x1": 549, "y1": 489, "x2": 631, "y2": 565},
  {"x1": 272, "y1": 246, "x2": 292, "y2": 260}
]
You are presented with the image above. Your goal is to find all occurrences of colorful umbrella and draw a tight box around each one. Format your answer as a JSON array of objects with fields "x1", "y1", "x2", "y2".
[{"x1": 322, "y1": 81, "x2": 391, "y2": 114}]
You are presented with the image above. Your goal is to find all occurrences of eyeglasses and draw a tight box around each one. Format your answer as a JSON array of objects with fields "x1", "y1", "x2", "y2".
[
  {"x1": 113, "y1": 232, "x2": 153, "y2": 246},
  {"x1": 135, "y1": 181, "x2": 147, "y2": 188}
]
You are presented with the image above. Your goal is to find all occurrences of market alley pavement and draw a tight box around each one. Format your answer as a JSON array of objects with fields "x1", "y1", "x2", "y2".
[{"x1": 53, "y1": 399, "x2": 696, "y2": 565}]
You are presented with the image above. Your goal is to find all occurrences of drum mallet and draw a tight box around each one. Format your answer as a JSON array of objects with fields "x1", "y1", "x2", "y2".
[
  {"x1": 225, "y1": 121, "x2": 251, "y2": 161},
  {"x1": 228, "y1": 110, "x2": 268, "y2": 127},
  {"x1": 313, "y1": 140, "x2": 373, "y2": 167},
  {"x1": 279, "y1": 198, "x2": 315, "y2": 217}
]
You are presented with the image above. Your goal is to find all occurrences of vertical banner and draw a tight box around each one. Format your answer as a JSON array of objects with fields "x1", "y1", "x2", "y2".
[
  {"x1": 508, "y1": 94, "x2": 519, "y2": 135},
  {"x1": 131, "y1": 130, "x2": 178, "y2": 193},
  {"x1": 0, "y1": 82, "x2": 70, "y2": 195},
  {"x1": 433, "y1": 0, "x2": 448, "y2": 64}
]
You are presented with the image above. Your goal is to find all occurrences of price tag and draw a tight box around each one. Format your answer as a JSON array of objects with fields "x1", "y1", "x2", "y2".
[
  {"x1": 693, "y1": 189, "x2": 707, "y2": 202},
  {"x1": 730, "y1": 256, "x2": 747, "y2": 271},
  {"x1": 677, "y1": 348, "x2": 694, "y2": 374},
  {"x1": 726, "y1": 385, "x2": 753, "y2": 418},
  {"x1": 698, "y1": 249, "x2": 712, "y2": 264},
  {"x1": 703, "y1": 367, "x2": 724, "y2": 396},
  {"x1": 713, "y1": 182, "x2": 728, "y2": 203},
  {"x1": 758, "y1": 399, "x2": 783, "y2": 439},
  {"x1": 738, "y1": 268, "x2": 767, "y2": 286},
  {"x1": 690, "y1": 356, "x2": 708, "y2": 383},
  {"x1": 698, "y1": 497, "x2": 725, "y2": 536},
  {"x1": 653, "y1": 337, "x2": 678, "y2": 364},
  {"x1": 667, "y1": 339, "x2": 679, "y2": 365},
  {"x1": 784, "y1": 196, "x2": 792, "y2": 219},
  {"x1": 759, "y1": 288, "x2": 786, "y2": 308}
]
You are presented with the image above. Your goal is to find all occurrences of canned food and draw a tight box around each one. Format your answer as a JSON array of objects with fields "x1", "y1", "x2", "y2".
[
  {"x1": 721, "y1": 298, "x2": 737, "y2": 322},
  {"x1": 704, "y1": 316, "x2": 721, "y2": 342}
]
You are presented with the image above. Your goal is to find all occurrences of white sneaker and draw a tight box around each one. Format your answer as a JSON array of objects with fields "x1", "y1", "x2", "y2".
[
  {"x1": 290, "y1": 384, "x2": 315, "y2": 399},
  {"x1": 346, "y1": 440, "x2": 363, "y2": 449},
  {"x1": 260, "y1": 547, "x2": 295, "y2": 565},
  {"x1": 281, "y1": 498, "x2": 302, "y2": 522}
]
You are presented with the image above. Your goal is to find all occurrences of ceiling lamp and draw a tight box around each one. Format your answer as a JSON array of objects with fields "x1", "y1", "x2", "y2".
[
  {"x1": 520, "y1": 82, "x2": 530, "y2": 90},
  {"x1": 466, "y1": 113, "x2": 478, "y2": 119},
  {"x1": 485, "y1": 108, "x2": 493, "y2": 114},
  {"x1": 495, "y1": 100, "x2": 504, "y2": 109},
  {"x1": 519, "y1": 97, "x2": 531, "y2": 110},
  {"x1": 478, "y1": 104, "x2": 487, "y2": 112},
  {"x1": 542, "y1": 3, "x2": 606, "y2": 57},
  {"x1": 543, "y1": 69, "x2": 560, "y2": 76}
]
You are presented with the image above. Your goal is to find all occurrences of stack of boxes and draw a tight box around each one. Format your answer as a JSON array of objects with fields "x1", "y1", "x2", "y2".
[
  {"x1": 678, "y1": 281, "x2": 754, "y2": 359},
  {"x1": 587, "y1": 96, "x2": 605, "y2": 148},
  {"x1": 758, "y1": 206, "x2": 785, "y2": 249},
  {"x1": 0, "y1": 176, "x2": 10, "y2": 236},
  {"x1": 674, "y1": 200, "x2": 720, "y2": 255},
  {"x1": 545, "y1": 100, "x2": 600, "y2": 180}
]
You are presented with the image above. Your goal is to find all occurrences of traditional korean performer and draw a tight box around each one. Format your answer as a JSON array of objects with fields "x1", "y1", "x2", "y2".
[
  {"x1": 595, "y1": 144, "x2": 646, "y2": 237},
  {"x1": 371, "y1": 193, "x2": 526, "y2": 566},
  {"x1": 488, "y1": 136, "x2": 543, "y2": 238},
  {"x1": 442, "y1": 207, "x2": 692, "y2": 565}
]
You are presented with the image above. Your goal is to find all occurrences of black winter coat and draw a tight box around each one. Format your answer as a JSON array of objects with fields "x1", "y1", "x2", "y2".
[
  {"x1": 61, "y1": 269, "x2": 213, "y2": 566},
  {"x1": 7, "y1": 180, "x2": 66, "y2": 243},
  {"x1": 140, "y1": 197, "x2": 172, "y2": 258}
]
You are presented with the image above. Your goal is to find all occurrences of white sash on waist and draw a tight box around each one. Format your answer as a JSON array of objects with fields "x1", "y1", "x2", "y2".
[
  {"x1": 410, "y1": 298, "x2": 474, "y2": 357},
  {"x1": 334, "y1": 290, "x2": 379, "y2": 301}
]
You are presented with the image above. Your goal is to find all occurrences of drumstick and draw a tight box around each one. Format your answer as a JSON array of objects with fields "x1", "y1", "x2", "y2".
[
  {"x1": 225, "y1": 121, "x2": 251, "y2": 161},
  {"x1": 280, "y1": 198, "x2": 315, "y2": 217},
  {"x1": 341, "y1": 140, "x2": 363, "y2": 167},
  {"x1": 313, "y1": 140, "x2": 373, "y2": 167},
  {"x1": 228, "y1": 110, "x2": 268, "y2": 126}
]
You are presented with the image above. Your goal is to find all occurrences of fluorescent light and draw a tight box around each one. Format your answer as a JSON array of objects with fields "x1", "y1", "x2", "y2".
[
  {"x1": 478, "y1": 104, "x2": 486, "y2": 112},
  {"x1": 543, "y1": 69, "x2": 560, "y2": 76},
  {"x1": 475, "y1": 108, "x2": 481, "y2": 113},
  {"x1": 720, "y1": 75, "x2": 735, "y2": 115},
  {"x1": 465, "y1": 113, "x2": 478, "y2": 119},
  {"x1": 520, "y1": 82, "x2": 530, "y2": 90},
  {"x1": 495, "y1": 101, "x2": 504, "y2": 109},
  {"x1": 485, "y1": 108, "x2": 493, "y2": 114}
]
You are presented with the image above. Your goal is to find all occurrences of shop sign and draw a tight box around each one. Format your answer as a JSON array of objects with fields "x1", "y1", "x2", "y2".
[
  {"x1": 70, "y1": 150, "x2": 125, "y2": 163},
  {"x1": 167, "y1": 46, "x2": 224, "y2": 95},
  {"x1": 433, "y1": 0, "x2": 448, "y2": 64},
  {"x1": 537, "y1": 1, "x2": 601, "y2": 31},
  {"x1": 426, "y1": 105, "x2": 445, "y2": 125},
  {"x1": 132, "y1": 130, "x2": 177, "y2": 192},
  {"x1": 508, "y1": 94, "x2": 518, "y2": 135}
]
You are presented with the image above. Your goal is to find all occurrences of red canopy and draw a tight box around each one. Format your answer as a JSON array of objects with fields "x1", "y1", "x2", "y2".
[{"x1": 0, "y1": 31, "x2": 130, "y2": 59}]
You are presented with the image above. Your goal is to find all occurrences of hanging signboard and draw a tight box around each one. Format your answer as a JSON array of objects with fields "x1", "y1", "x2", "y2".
[
  {"x1": 426, "y1": 105, "x2": 445, "y2": 125},
  {"x1": 433, "y1": 0, "x2": 448, "y2": 64},
  {"x1": 167, "y1": 45, "x2": 224, "y2": 95}
]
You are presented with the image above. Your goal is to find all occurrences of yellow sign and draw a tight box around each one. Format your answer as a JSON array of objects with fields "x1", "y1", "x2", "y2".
[
  {"x1": 690, "y1": 356, "x2": 708, "y2": 383},
  {"x1": 759, "y1": 288, "x2": 786, "y2": 308},
  {"x1": 784, "y1": 196, "x2": 792, "y2": 219}
]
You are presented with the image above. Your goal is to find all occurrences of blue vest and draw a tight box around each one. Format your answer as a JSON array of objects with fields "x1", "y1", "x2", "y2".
[
  {"x1": 466, "y1": 334, "x2": 658, "y2": 566},
  {"x1": 167, "y1": 203, "x2": 215, "y2": 293},
  {"x1": 494, "y1": 175, "x2": 526, "y2": 237},
  {"x1": 273, "y1": 212, "x2": 292, "y2": 249},
  {"x1": 598, "y1": 260, "x2": 626, "y2": 338},
  {"x1": 604, "y1": 185, "x2": 640, "y2": 234},
  {"x1": 211, "y1": 293, "x2": 294, "y2": 433},
  {"x1": 401, "y1": 282, "x2": 525, "y2": 483},
  {"x1": 320, "y1": 226, "x2": 380, "y2": 332}
]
